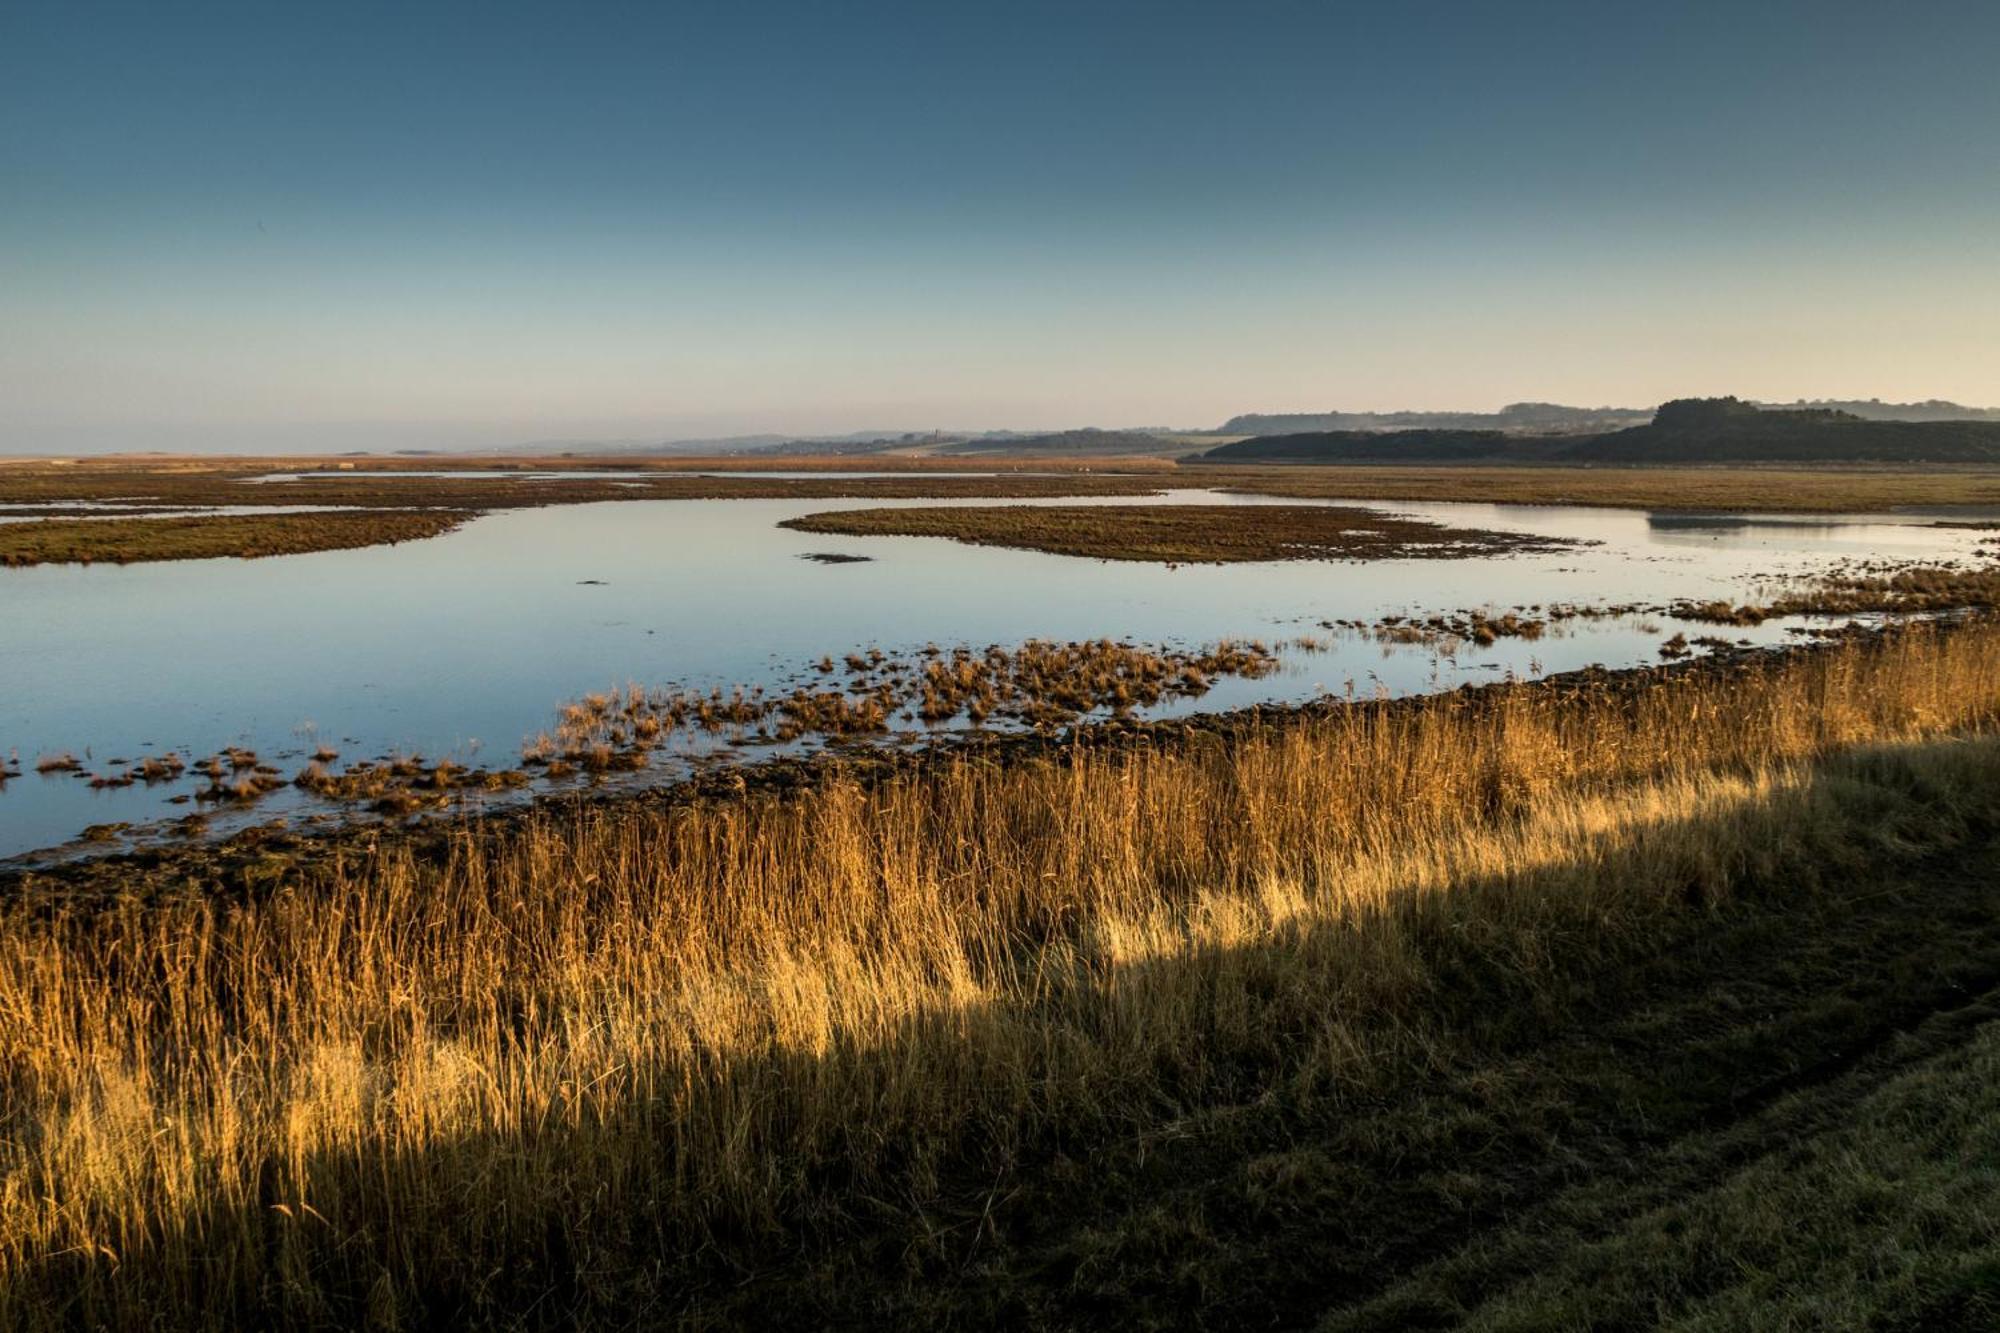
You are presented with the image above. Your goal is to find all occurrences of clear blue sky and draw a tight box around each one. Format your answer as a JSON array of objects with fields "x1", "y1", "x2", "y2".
[{"x1": 4, "y1": 0, "x2": 1998, "y2": 451}]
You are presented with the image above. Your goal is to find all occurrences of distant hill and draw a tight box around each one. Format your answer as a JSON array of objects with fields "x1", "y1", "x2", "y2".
[
  {"x1": 938, "y1": 428, "x2": 1181, "y2": 455},
  {"x1": 1194, "y1": 398, "x2": 2000, "y2": 466},
  {"x1": 1220, "y1": 403, "x2": 1651, "y2": 436},
  {"x1": 1755, "y1": 398, "x2": 2000, "y2": 423},
  {"x1": 1220, "y1": 398, "x2": 2000, "y2": 437},
  {"x1": 1567, "y1": 398, "x2": 2000, "y2": 463},
  {"x1": 1198, "y1": 429, "x2": 1529, "y2": 463}
]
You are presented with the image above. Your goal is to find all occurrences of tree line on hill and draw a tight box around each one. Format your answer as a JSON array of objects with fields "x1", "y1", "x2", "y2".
[
  {"x1": 1196, "y1": 398, "x2": 2000, "y2": 466},
  {"x1": 1219, "y1": 397, "x2": 2000, "y2": 438}
]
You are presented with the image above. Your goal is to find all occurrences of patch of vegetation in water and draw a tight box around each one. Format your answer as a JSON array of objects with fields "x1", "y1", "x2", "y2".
[
  {"x1": 0, "y1": 510, "x2": 467, "y2": 566},
  {"x1": 524, "y1": 637, "x2": 1282, "y2": 770},
  {"x1": 780, "y1": 502, "x2": 1582, "y2": 563}
]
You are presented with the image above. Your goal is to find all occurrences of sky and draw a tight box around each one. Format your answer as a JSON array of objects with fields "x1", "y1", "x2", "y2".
[{"x1": 3, "y1": 1, "x2": 1999, "y2": 453}]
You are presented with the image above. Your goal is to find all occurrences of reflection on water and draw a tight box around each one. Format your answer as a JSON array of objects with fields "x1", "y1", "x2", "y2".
[
  {"x1": 1641, "y1": 511, "x2": 1952, "y2": 543},
  {"x1": 0, "y1": 488, "x2": 1987, "y2": 860}
]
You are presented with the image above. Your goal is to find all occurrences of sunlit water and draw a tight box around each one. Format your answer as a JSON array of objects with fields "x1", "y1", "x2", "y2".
[{"x1": 1, "y1": 486, "x2": 1986, "y2": 861}]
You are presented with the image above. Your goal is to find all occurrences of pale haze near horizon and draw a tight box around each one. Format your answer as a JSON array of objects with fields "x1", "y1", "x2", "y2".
[{"x1": 3, "y1": 1, "x2": 1997, "y2": 455}]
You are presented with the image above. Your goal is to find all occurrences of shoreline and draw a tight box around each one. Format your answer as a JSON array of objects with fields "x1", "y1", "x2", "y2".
[{"x1": 0, "y1": 619, "x2": 1911, "y2": 905}]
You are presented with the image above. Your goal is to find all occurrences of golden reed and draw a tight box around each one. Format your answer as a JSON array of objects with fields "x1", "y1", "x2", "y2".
[{"x1": 6, "y1": 621, "x2": 2000, "y2": 1325}]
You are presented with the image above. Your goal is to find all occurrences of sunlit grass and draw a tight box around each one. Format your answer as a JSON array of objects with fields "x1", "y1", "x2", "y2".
[{"x1": 5, "y1": 622, "x2": 2000, "y2": 1324}]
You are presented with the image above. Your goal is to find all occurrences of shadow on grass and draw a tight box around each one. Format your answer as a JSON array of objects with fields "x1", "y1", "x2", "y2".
[{"x1": 18, "y1": 738, "x2": 2000, "y2": 1330}]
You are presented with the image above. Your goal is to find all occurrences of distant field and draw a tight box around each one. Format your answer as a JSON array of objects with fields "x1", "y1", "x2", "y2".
[
  {"x1": 0, "y1": 458, "x2": 1172, "y2": 512},
  {"x1": 1209, "y1": 463, "x2": 2000, "y2": 513},
  {"x1": 5, "y1": 455, "x2": 2000, "y2": 569},
  {"x1": 0, "y1": 458, "x2": 1174, "y2": 563}
]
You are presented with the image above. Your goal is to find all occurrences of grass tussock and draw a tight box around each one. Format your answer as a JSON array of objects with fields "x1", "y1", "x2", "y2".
[
  {"x1": 6, "y1": 624, "x2": 2000, "y2": 1324},
  {"x1": 780, "y1": 502, "x2": 1578, "y2": 563},
  {"x1": 529, "y1": 638, "x2": 1279, "y2": 764}
]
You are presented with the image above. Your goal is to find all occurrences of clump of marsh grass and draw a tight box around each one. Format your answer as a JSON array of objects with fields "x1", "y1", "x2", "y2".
[
  {"x1": 1358, "y1": 609, "x2": 1552, "y2": 650},
  {"x1": 526, "y1": 637, "x2": 1282, "y2": 769},
  {"x1": 293, "y1": 752, "x2": 530, "y2": 813},
  {"x1": 132, "y1": 753, "x2": 186, "y2": 784}
]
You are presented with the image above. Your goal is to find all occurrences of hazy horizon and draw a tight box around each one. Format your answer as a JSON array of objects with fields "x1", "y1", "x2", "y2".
[
  {"x1": 16, "y1": 394, "x2": 2000, "y2": 460},
  {"x1": 6, "y1": 1, "x2": 1999, "y2": 455}
]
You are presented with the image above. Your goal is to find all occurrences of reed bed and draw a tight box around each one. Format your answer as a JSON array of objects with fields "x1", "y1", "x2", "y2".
[{"x1": 5, "y1": 623, "x2": 2000, "y2": 1325}]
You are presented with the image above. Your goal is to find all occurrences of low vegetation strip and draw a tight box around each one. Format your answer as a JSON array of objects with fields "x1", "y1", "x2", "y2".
[
  {"x1": 7, "y1": 622, "x2": 2000, "y2": 1326},
  {"x1": 0, "y1": 510, "x2": 467, "y2": 566},
  {"x1": 779, "y1": 502, "x2": 1577, "y2": 562},
  {"x1": 7, "y1": 459, "x2": 2000, "y2": 546},
  {"x1": 0, "y1": 463, "x2": 1168, "y2": 513},
  {"x1": 1209, "y1": 463, "x2": 2000, "y2": 513}
]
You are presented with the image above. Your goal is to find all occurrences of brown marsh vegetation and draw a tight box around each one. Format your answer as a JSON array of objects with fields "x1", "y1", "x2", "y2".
[
  {"x1": 7, "y1": 622, "x2": 2000, "y2": 1325},
  {"x1": 7, "y1": 639, "x2": 1284, "y2": 842},
  {"x1": 10, "y1": 455, "x2": 1999, "y2": 527},
  {"x1": 0, "y1": 458, "x2": 1173, "y2": 566},
  {"x1": 527, "y1": 638, "x2": 1280, "y2": 767},
  {"x1": 1674, "y1": 557, "x2": 2000, "y2": 624},
  {"x1": 780, "y1": 503, "x2": 1580, "y2": 563},
  {"x1": 7, "y1": 455, "x2": 2000, "y2": 568},
  {"x1": 16, "y1": 738, "x2": 536, "y2": 828},
  {"x1": 1338, "y1": 608, "x2": 1557, "y2": 649},
  {"x1": 294, "y1": 755, "x2": 532, "y2": 815},
  {"x1": 1202, "y1": 462, "x2": 2000, "y2": 513},
  {"x1": 0, "y1": 511, "x2": 467, "y2": 566},
  {"x1": 0, "y1": 459, "x2": 1170, "y2": 514}
]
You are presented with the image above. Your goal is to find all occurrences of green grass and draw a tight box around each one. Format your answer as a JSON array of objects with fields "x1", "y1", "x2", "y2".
[{"x1": 1327, "y1": 977, "x2": 2000, "y2": 1331}]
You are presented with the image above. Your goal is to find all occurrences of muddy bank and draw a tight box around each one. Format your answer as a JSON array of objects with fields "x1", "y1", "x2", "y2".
[{"x1": 2, "y1": 617, "x2": 1943, "y2": 909}]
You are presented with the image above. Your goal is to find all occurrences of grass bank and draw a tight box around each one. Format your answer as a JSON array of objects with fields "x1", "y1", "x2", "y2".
[
  {"x1": 0, "y1": 510, "x2": 467, "y2": 566},
  {"x1": 779, "y1": 502, "x2": 1578, "y2": 562},
  {"x1": 6, "y1": 624, "x2": 2000, "y2": 1326}
]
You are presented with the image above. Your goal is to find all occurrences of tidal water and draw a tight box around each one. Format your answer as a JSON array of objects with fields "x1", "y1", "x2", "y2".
[{"x1": 0, "y1": 487, "x2": 1984, "y2": 860}]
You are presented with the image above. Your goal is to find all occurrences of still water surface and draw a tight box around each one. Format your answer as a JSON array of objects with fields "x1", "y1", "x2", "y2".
[{"x1": 0, "y1": 488, "x2": 1983, "y2": 860}]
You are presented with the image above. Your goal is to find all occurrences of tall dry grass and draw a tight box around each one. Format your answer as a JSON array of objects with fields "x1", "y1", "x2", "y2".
[{"x1": 6, "y1": 623, "x2": 2000, "y2": 1326}]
